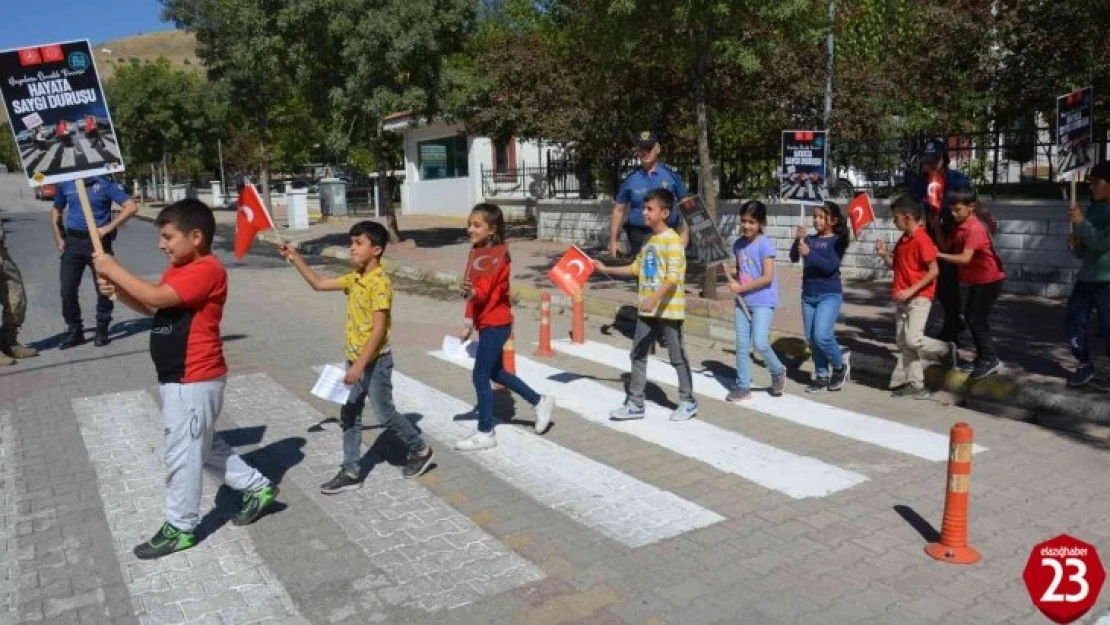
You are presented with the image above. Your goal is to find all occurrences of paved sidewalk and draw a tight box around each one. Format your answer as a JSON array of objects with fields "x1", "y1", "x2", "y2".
[{"x1": 139, "y1": 204, "x2": 1110, "y2": 431}]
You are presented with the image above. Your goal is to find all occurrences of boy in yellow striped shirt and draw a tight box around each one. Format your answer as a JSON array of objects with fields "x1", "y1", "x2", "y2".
[{"x1": 595, "y1": 188, "x2": 698, "y2": 421}]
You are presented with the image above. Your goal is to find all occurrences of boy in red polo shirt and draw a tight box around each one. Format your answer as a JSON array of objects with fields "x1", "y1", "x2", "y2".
[
  {"x1": 937, "y1": 184, "x2": 1006, "y2": 379},
  {"x1": 93, "y1": 199, "x2": 278, "y2": 559},
  {"x1": 876, "y1": 195, "x2": 958, "y2": 399}
]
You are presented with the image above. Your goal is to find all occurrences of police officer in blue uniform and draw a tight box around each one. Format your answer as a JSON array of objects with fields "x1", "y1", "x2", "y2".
[
  {"x1": 51, "y1": 175, "x2": 138, "y2": 348},
  {"x1": 908, "y1": 139, "x2": 972, "y2": 343},
  {"x1": 608, "y1": 131, "x2": 690, "y2": 258}
]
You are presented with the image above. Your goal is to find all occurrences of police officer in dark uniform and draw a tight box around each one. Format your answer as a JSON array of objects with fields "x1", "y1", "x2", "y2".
[
  {"x1": 608, "y1": 131, "x2": 690, "y2": 258},
  {"x1": 908, "y1": 139, "x2": 972, "y2": 343},
  {"x1": 51, "y1": 175, "x2": 138, "y2": 348}
]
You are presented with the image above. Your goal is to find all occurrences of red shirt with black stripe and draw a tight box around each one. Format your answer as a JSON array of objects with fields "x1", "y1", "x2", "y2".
[{"x1": 151, "y1": 254, "x2": 228, "y2": 383}]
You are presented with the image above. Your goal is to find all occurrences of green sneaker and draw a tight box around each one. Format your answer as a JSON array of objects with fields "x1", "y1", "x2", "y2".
[
  {"x1": 133, "y1": 522, "x2": 195, "y2": 560},
  {"x1": 233, "y1": 484, "x2": 279, "y2": 526}
]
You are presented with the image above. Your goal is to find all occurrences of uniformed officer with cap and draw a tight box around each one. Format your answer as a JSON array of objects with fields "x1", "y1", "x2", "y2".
[
  {"x1": 51, "y1": 175, "x2": 138, "y2": 349},
  {"x1": 608, "y1": 131, "x2": 690, "y2": 258},
  {"x1": 909, "y1": 138, "x2": 972, "y2": 343}
]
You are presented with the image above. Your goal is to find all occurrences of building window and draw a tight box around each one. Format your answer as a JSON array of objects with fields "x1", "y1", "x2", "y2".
[
  {"x1": 492, "y1": 135, "x2": 516, "y2": 181},
  {"x1": 418, "y1": 135, "x2": 469, "y2": 180}
]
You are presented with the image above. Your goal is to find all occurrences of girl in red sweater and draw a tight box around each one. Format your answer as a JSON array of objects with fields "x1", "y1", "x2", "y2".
[{"x1": 454, "y1": 204, "x2": 555, "y2": 451}]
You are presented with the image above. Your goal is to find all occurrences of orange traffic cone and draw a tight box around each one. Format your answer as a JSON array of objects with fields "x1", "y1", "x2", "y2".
[
  {"x1": 571, "y1": 291, "x2": 585, "y2": 344},
  {"x1": 535, "y1": 293, "x2": 555, "y2": 357},
  {"x1": 925, "y1": 422, "x2": 981, "y2": 564},
  {"x1": 502, "y1": 332, "x2": 517, "y2": 376}
]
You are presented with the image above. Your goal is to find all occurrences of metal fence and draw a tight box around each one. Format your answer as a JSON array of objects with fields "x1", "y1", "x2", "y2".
[{"x1": 484, "y1": 125, "x2": 1107, "y2": 201}]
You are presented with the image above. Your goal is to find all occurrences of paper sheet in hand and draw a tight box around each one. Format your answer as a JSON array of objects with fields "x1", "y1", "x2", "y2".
[
  {"x1": 311, "y1": 364, "x2": 352, "y2": 404},
  {"x1": 442, "y1": 334, "x2": 476, "y2": 360}
]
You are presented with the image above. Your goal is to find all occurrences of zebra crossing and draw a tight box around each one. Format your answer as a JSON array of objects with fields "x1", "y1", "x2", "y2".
[
  {"x1": 779, "y1": 180, "x2": 825, "y2": 203},
  {"x1": 61, "y1": 337, "x2": 990, "y2": 621},
  {"x1": 20, "y1": 134, "x2": 121, "y2": 175}
]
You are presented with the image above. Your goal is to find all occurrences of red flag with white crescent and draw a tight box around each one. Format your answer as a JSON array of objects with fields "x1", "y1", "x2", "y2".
[
  {"x1": 548, "y1": 245, "x2": 595, "y2": 297},
  {"x1": 847, "y1": 192, "x2": 875, "y2": 237},
  {"x1": 235, "y1": 184, "x2": 275, "y2": 259},
  {"x1": 466, "y1": 244, "x2": 508, "y2": 280}
]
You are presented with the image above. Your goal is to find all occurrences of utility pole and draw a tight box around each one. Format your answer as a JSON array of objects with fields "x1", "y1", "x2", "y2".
[
  {"x1": 217, "y1": 138, "x2": 227, "y2": 203},
  {"x1": 823, "y1": 0, "x2": 835, "y2": 131}
]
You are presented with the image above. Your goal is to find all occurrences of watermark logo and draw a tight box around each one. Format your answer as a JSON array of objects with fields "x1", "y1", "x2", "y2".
[{"x1": 1023, "y1": 535, "x2": 1105, "y2": 623}]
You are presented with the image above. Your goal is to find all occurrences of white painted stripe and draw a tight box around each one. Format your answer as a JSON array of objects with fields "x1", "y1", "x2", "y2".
[
  {"x1": 551, "y1": 339, "x2": 987, "y2": 461},
  {"x1": 34, "y1": 143, "x2": 60, "y2": 173},
  {"x1": 60, "y1": 146, "x2": 75, "y2": 168},
  {"x1": 430, "y1": 351, "x2": 866, "y2": 499},
  {"x1": 71, "y1": 391, "x2": 307, "y2": 625},
  {"x1": 223, "y1": 374, "x2": 543, "y2": 611},
  {"x1": 0, "y1": 410, "x2": 20, "y2": 624},
  {"x1": 389, "y1": 370, "x2": 724, "y2": 547},
  {"x1": 77, "y1": 137, "x2": 104, "y2": 164}
]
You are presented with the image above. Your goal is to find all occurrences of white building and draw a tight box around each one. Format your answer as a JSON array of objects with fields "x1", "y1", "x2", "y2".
[{"x1": 382, "y1": 112, "x2": 552, "y2": 217}]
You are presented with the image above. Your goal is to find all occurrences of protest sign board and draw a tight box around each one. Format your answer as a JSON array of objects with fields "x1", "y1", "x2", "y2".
[
  {"x1": 780, "y1": 130, "x2": 828, "y2": 205},
  {"x1": 0, "y1": 40, "x2": 124, "y2": 187},
  {"x1": 1055, "y1": 87, "x2": 1093, "y2": 180},
  {"x1": 678, "y1": 195, "x2": 730, "y2": 266}
]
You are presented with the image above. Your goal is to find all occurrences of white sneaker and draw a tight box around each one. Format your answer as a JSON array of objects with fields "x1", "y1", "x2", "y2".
[
  {"x1": 534, "y1": 395, "x2": 555, "y2": 434},
  {"x1": 454, "y1": 431, "x2": 497, "y2": 452}
]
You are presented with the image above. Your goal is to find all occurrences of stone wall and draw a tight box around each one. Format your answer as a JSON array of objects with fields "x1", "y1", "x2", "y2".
[{"x1": 536, "y1": 198, "x2": 1079, "y2": 297}]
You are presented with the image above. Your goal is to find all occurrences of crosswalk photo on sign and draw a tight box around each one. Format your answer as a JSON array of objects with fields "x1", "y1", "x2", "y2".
[
  {"x1": 780, "y1": 130, "x2": 829, "y2": 205},
  {"x1": 0, "y1": 39, "x2": 125, "y2": 186}
]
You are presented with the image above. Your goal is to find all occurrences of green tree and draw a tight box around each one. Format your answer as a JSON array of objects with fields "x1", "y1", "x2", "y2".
[
  {"x1": 161, "y1": 0, "x2": 294, "y2": 210},
  {"x1": 0, "y1": 124, "x2": 19, "y2": 173},
  {"x1": 104, "y1": 58, "x2": 226, "y2": 196}
]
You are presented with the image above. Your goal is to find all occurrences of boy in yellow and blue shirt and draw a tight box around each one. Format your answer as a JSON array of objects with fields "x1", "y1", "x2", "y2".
[
  {"x1": 280, "y1": 221, "x2": 434, "y2": 492},
  {"x1": 595, "y1": 188, "x2": 698, "y2": 421}
]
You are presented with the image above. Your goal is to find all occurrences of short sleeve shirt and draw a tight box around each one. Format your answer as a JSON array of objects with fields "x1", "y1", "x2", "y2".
[
  {"x1": 630, "y1": 228, "x2": 686, "y2": 319},
  {"x1": 53, "y1": 176, "x2": 130, "y2": 231},
  {"x1": 951, "y1": 217, "x2": 1005, "y2": 285},
  {"x1": 892, "y1": 226, "x2": 938, "y2": 300},
  {"x1": 733, "y1": 235, "x2": 778, "y2": 308},
  {"x1": 616, "y1": 164, "x2": 688, "y2": 227},
  {"x1": 151, "y1": 255, "x2": 228, "y2": 384},
  {"x1": 339, "y1": 265, "x2": 392, "y2": 362}
]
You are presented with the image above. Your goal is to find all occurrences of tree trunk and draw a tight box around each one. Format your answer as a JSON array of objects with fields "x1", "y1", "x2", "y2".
[
  {"x1": 259, "y1": 134, "x2": 271, "y2": 214},
  {"x1": 162, "y1": 152, "x2": 170, "y2": 204},
  {"x1": 375, "y1": 125, "x2": 402, "y2": 243},
  {"x1": 692, "y1": 31, "x2": 718, "y2": 300}
]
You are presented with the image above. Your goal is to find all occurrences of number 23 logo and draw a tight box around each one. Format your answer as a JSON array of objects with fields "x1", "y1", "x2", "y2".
[{"x1": 1041, "y1": 558, "x2": 1089, "y2": 603}]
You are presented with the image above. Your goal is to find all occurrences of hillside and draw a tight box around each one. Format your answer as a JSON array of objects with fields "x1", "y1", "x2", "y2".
[{"x1": 1, "y1": 30, "x2": 200, "y2": 124}]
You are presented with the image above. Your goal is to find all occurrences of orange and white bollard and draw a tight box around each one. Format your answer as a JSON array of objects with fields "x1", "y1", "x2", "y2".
[
  {"x1": 535, "y1": 293, "x2": 555, "y2": 357},
  {"x1": 502, "y1": 332, "x2": 517, "y2": 377},
  {"x1": 571, "y1": 291, "x2": 585, "y2": 344},
  {"x1": 925, "y1": 422, "x2": 981, "y2": 564}
]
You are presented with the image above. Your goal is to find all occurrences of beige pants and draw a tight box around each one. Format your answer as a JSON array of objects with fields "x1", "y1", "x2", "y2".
[{"x1": 896, "y1": 297, "x2": 950, "y2": 388}]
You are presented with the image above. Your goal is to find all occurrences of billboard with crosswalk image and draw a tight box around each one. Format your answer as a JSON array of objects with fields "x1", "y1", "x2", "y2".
[
  {"x1": 0, "y1": 39, "x2": 124, "y2": 186},
  {"x1": 780, "y1": 130, "x2": 829, "y2": 205}
]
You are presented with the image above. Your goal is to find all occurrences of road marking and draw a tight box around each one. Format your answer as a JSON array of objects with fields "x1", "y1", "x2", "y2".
[
  {"x1": 430, "y1": 351, "x2": 866, "y2": 499},
  {"x1": 60, "y1": 145, "x2": 75, "y2": 168},
  {"x1": 551, "y1": 339, "x2": 987, "y2": 461},
  {"x1": 223, "y1": 374, "x2": 544, "y2": 611},
  {"x1": 385, "y1": 369, "x2": 724, "y2": 547},
  {"x1": 33, "y1": 143, "x2": 60, "y2": 173},
  {"x1": 0, "y1": 410, "x2": 20, "y2": 624},
  {"x1": 71, "y1": 391, "x2": 307, "y2": 625},
  {"x1": 77, "y1": 137, "x2": 105, "y2": 165}
]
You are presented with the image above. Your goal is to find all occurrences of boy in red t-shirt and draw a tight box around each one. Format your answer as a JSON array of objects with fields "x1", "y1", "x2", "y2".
[
  {"x1": 937, "y1": 185, "x2": 1006, "y2": 379},
  {"x1": 93, "y1": 199, "x2": 278, "y2": 560},
  {"x1": 876, "y1": 195, "x2": 958, "y2": 399}
]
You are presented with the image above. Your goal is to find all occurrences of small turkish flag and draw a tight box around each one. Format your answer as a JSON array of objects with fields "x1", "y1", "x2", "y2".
[
  {"x1": 18, "y1": 48, "x2": 42, "y2": 66},
  {"x1": 925, "y1": 170, "x2": 945, "y2": 215},
  {"x1": 235, "y1": 184, "x2": 275, "y2": 259},
  {"x1": 847, "y1": 193, "x2": 875, "y2": 237},
  {"x1": 40, "y1": 45, "x2": 64, "y2": 63},
  {"x1": 548, "y1": 245, "x2": 595, "y2": 297},
  {"x1": 466, "y1": 244, "x2": 508, "y2": 280}
]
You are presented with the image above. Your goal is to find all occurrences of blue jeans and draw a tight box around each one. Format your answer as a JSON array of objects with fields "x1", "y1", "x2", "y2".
[
  {"x1": 341, "y1": 352, "x2": 425, "y2": 473},
  {"x1": 473, "y1": 324, "x2": 541, "y2": 432},
  {"x1": 801, "y1": 292, "x2": 844, "y2": 378},
  {"x1": 734, "y1": 306, "x2": 785, "y2": 390},
  {"x1": 1065, "y1": 281, "x2": 1110, "y2": 365}
]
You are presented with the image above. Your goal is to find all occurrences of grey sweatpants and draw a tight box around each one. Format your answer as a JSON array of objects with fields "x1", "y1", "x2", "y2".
[
  {"x1": 627, "y1": 316, "x2": 695, "y2": 407},
  {"x1": 161, "y1": 377, "x2": 269, "y2": 532}
]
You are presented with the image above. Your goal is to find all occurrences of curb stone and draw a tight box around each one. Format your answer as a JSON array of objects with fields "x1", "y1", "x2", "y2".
[{"x1": 136, "y1": 209, "x2": 1110, "y2": 435}]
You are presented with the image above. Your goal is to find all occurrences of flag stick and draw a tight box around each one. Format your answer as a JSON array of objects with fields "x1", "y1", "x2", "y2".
[
  {"x1": 77, "y1": 179, "x2": 116, "y2": 301},
  {"x1": 251, "y1": 182, "x2": 285, "y2": 247}
]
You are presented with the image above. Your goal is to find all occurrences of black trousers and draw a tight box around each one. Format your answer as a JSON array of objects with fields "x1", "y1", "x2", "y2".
[
  {"x1": 624, "y1": 224, "x2": 653, "y2": 258},
  {"x1": 964, "y1": 279, "x2": 1003, "y2": 364},
  {"x1": 60, "y1": 233, "x2": 114, "y2": 329},
  {"x1": 934, "y1": 260, "x2": 964, "y2": 341}
]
